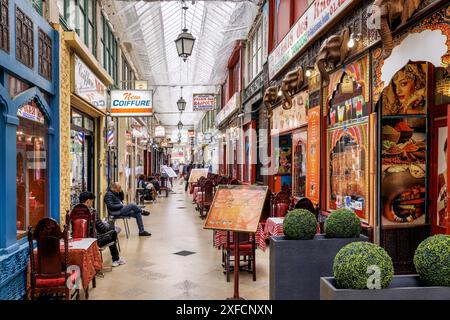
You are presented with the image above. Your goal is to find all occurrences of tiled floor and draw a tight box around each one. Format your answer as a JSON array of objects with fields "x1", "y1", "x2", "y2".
[{"x1": 88, "y1": 181, "x2": 269, "y2": 300}]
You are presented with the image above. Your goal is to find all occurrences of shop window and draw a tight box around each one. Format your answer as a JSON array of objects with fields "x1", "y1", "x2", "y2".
[
  {"x1": 327, "y1": 75, "x2": 370, "y2": 222},
  {"x1": 101, "y1": 14, "x2": 118, "y2": 84},
  {"x1": 38, "y1": 29, "x2": 52, "y2": 80},
  {"x1": 293, "y1": 132, "x2": 307, "y2": 198},
  {"x1": 16, "y1": 101, "x2": 48, "y2": 239},
  {"x1": 276, "y1": 0, "x2": 291, "y2": 44},
  {"x1": 8, "y1": 75, "x2": 31, "y2": 98},
  {"x1": 29, "y1": 0, "x2": 43, "y2": 15},
  {"x1": 0, "y1": 0, "x2": 9, "y2": 53},
  {"x1": 16, "y1": 7, "x2": 34, "y2": 69}
]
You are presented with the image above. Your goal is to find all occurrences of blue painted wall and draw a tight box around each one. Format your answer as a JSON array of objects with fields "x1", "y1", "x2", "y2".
[{"x1": 0, "y1": 0, "x2": 60, "y2": 300}]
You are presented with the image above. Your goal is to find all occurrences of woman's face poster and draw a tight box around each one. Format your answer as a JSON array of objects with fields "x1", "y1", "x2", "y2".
[{"x1": 382, "y1": 63, "x2": 427, "y2": 116}]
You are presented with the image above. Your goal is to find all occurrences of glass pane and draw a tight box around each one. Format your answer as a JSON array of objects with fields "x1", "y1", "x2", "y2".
[
  {"x1": 88, "y1": 24, "x2": 94, "y2": 52},
  {"x1": 89, "y1": 0, "x2": 95, "y2": 22},
  {"x1": 84, "y1": 116, "x2": 94, "y2": 131},
  {"x1": 79, "y1": 0, "x2": 84, "y2": 10},
  {"x1": 16, "y1": 117, "x2": 49, "y2": 239},
  {"x1": 71, "y1": 110, "x2": 83, "y2": 127},
  {"x1": 57, "y1": 0, "x2": 65, "y2": 17}
]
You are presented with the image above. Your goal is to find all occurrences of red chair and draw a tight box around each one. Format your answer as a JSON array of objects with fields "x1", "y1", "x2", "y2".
[
  {"x1": 28, "y1": 218, "x2": 73, "y2": 300},
  {"x1": 160, "y1": 176, "x2": 169, "y2": 197},
  {"x1": 222, "y1": 232, "x2": 256, "y2": 282},
  {"x1": 66, "y1": 204, "x2": 96, "y2": 239},
  {"x1": 198, "y1": 180, "x2": 214, "y2": 218},
  {"x1": 271, "y1": 191, "x2": 292, "y2": 217},
  {"x1": 229, "y1": 179, "x2": 241, "y2": 185}
]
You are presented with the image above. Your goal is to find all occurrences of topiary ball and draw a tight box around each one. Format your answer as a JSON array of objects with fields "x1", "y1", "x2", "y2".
[
  {"x1": 333, "y1": 242, "x2": 394, "y2": 289},
  {"x1": 283, "y1": 209, "x2": 317, "y2": 240},
  {"x1": 413, "y1": 234, "x2": 450, "y2": 286},
  {"x1": 325, "y1": 208, "x2": 361, "y2": 238}
]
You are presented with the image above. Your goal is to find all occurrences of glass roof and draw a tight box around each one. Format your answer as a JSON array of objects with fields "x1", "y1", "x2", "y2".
[{"x1": 111, "y1": 0, "x2": 259, "y2": 139}]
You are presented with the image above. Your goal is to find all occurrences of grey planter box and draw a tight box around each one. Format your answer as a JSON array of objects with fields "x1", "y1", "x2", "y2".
[
  {"x1": 320, "y1": 275, "x2": 450, "y2": 300},
  {"x1": 269, "y1": 234, "x2": 368, "y2": 300}
]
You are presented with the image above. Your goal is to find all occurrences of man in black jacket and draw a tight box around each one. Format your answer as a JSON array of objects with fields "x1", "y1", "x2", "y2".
[
  {"x1": 104, "y1": 182, "x2": 151, "y2": 236},
  {"x1": 79, "y1": 192, "x2": 125, "y2": 267}
]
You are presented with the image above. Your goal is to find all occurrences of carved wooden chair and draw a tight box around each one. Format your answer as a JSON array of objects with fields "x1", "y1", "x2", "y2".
[
  {"x1": 65, "y1": 204, "x2": 96, "y2": 239},
  {"x1": 229, "y1": 179, "x2": 241, "y2": 185},
  {"x1": 222, "y1": 232, "x2": 256, "y2": 282},
  {"x1": 198, "y1": 180, "x2": 215, "y2": 219},
  {"x1": 271, "y1": 191, "x2": 292, "y2": 217},
  {"x1": 28, "y1": 218, "x2": 74, "y2": 300}
]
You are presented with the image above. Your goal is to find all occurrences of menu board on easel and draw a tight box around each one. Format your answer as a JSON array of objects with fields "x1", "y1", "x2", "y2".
[
  {"x1": 203, "y1": 185, "x2": 268, "y2": 233},
  {"x1": 188, "y1": 169, "x2": 209, "y2": 183}
]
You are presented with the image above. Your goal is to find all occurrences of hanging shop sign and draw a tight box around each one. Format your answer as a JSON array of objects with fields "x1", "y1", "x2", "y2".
[
  {"x1": 271, "y1": 91, "x2": 308, "y2": 135},
  {"x1": 215, "y1": 93, "x2": 240, "y2": 126},
  {"x1": 17, "y1": 102, "x2": 45, "y2": 124},
  {"x1": 74, "y1": 55, "x2": 107, "y2": 111},
  {"x1": 135, "y1": 80, "x2": 148, "y2": 90},
  {"x1": 110, "y1": 90, "x2": 153, "y2": 117},
  {"x1": 27, "y1": 151, "x2": 47, "y2": 170},
  {"x1": 306, "y1": 106, "x2": 321, "y2": 205},
  {"x1": 154, "y1": 126, "x2": 166, "y2": 137},
  {"x1": 268, "y1": 0, "x2": 353, "y2": 80},
  {"x1": 188, "y1": 169, "x2": 209, "y2": 183},
  {"x1": 203, "y1": 185, "x2": 268, "y2": 233},
  {"x1": 193, "y1": 94, "x2": 217, "y2": 111}
]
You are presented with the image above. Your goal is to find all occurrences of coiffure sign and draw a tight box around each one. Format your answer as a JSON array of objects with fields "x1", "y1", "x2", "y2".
[
  {"x1": 110, "y1": 90, "x2": 153, "y2": 117},
  {"x1": 268, "y1": 0, "x2": 353, "y2": 79},
  {"x1": 74, "y1": 55, "x2": 107, "y2": 112},
  {"x1": 215, "y1": 93, "x2": 240, "y2": 127}
]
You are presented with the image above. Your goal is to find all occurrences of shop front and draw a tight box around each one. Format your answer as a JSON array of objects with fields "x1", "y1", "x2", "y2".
[
  {"x1": 371, "y1": 2, "x2": 450, "y2": 272},
  {"x1": 216, "y1": 92, "x2": 241, "y2": 178},
  {"x1": 270, "y1": 91, "x2": 309, "y2": 194},
  {"x1": 68, "y1": 54, "x2": 111, "y2": 213},
  {"x1": 0, "y1": 0, "x2": 59, "y2": 299}
]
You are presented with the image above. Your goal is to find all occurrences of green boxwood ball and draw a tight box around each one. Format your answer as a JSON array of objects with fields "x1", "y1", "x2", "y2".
[
  {"x1": 333, "y1": 242, "x2": 394, "y2": 289},
  {"x1": 325, "y1": 208, "x2": 361, "y2": 238},
  {"x1": 413, "y1": 234, "x2": 450, "y2": 286},
  {"x1": 283, "y1": 209, "x2": 317, "y2": 240}
]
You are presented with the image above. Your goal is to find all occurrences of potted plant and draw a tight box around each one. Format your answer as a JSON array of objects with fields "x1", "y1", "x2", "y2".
[
  {"x1": 270, "y1": 208, "x2": 368, "y2": 300},
  {"x1": 320, "y1": 235, "x2": 450, "y2": 299}
]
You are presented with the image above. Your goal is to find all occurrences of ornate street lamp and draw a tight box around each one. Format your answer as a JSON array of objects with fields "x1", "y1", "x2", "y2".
[
  {"x1": 175, "y1": 1, "x2": 196, "y2": 62},
  {"x1": 177, "y1": 86, "x2": 186, "y2": 112}
]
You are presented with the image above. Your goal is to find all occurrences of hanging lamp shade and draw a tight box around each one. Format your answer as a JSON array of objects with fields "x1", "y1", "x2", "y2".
[
  {"x1": 175, "y1": 29, "x2": 196, "y2": 61},
  {"x1": 177, "y1": 96, "x2": 186, "y2": 112}
]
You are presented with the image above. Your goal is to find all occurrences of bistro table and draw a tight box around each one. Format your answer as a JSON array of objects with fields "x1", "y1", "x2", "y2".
[
  {"x1": 28, "y1": 237, "x2": 102, "y2": 299},
  {"x1": 256, "y1": 217, "x2": 285, "y2": 251},
  {"x1": 213, "y1": 227, "x2": 263, "y2": 249}
]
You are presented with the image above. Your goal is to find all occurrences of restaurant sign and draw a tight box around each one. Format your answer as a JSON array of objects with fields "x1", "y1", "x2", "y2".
[
  {"x1": 268, "y1": 0, "x2": 353, "y2": 80},
  {"x1": 74, "y1": 55, "x2": 107, "y2": 112},
  {"x1": 271, "y1": 91, "x2": 308, "y2": 135},
  {"x1": 111, "y1": 90, "x2": 153, "y2": 117},
  {"x1": 215, "y1": 93, "x2": 240, "y2": 127},
  {"x1": 193, "y1": 94, "x2": 217, "y2": 112},
  {"x1": 17, "y1": 102, "x2": 45, "y2": 124}
]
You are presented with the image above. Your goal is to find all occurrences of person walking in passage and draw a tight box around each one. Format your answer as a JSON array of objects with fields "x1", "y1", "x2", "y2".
[{"x1": 104, "y1": 182, "x2": 152, "y2": 236}]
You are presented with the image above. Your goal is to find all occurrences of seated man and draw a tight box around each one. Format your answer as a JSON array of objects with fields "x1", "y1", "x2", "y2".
[
  {"x1": 78, "y1": 192, "x2": 125, "y2": 267},
  {"x1": 149, "y1": 176, "x2": 160, "y2": 194},
  {"x1": 104, "y1": 182, "x2": 151, "y2": 237},
  {"x1": 144, "y1": 177, "x2": 157, "y2": 201}
]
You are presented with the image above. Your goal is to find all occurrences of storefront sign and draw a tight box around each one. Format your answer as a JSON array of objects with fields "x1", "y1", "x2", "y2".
[
  {"x1": 271, "y1": 91, "x2": 308, "y2": 135},
  {"x1": 111, "y1": 90, "x2": 153, "y2": 117},
  {"x1": 154, "y1": 126, "x2": 165, "y2": 137},
  {"x1": 306, "y1": 106, "x2": 321, "y2": 205},
  {"x1": 193, "y1": 94, "x2": 217, "y2": 112},
  {"x1": 27, "y1": 151, "x2": 47, "y2": 169},
  {"x1": 216, "y1": 93, "x2": 240, "y2": 126},
  {"x1": 17, "y1": 102, "x2": 45, "y2": 124},
  {"x1": 268, "y1": 0, "x2": 353, "y2": 80},
  {"x1": 203, "y1": 185, "x2": 268, "y2": 233},
  {"x1": 74, "y1": 55, "x2": 107, "y2": 111}
]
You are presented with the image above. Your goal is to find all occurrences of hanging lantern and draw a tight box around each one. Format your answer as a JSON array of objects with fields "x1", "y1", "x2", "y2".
[
  {"x1": 175, "y1": 2, "x2": 195, "y2": 62},
  {"x1": 177, "y1": 87, "x2": 186, "y2": 112},
  {"x1": 177, "y1": 120, "x2": 184, "y2": 130}
]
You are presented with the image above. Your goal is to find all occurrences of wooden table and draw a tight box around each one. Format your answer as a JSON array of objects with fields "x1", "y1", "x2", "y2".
[{"x1": 28, "y1": 238, "x2": 102, "y2": 299}]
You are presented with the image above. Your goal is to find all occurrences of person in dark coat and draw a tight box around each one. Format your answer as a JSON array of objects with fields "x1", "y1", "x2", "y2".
[
  {"x1": 79, "y1": 192, "x2": 125, "y2": 267},
  {"x1": 104, "y1": 182, "x2": 151, "y2": 236}
]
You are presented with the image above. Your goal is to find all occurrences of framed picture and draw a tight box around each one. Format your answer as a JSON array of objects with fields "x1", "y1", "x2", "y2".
[{"x1": 381, "y1": 62, "x2": 428, "y2": 116}]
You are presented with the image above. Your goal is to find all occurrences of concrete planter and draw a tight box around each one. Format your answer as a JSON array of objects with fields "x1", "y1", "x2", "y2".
[
  {"x1": 320, "y1": 275, "x2": 450, "y2": 300},
  {"x1": 269, "y1": 234, "x2": 368, "y2": 300}
]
